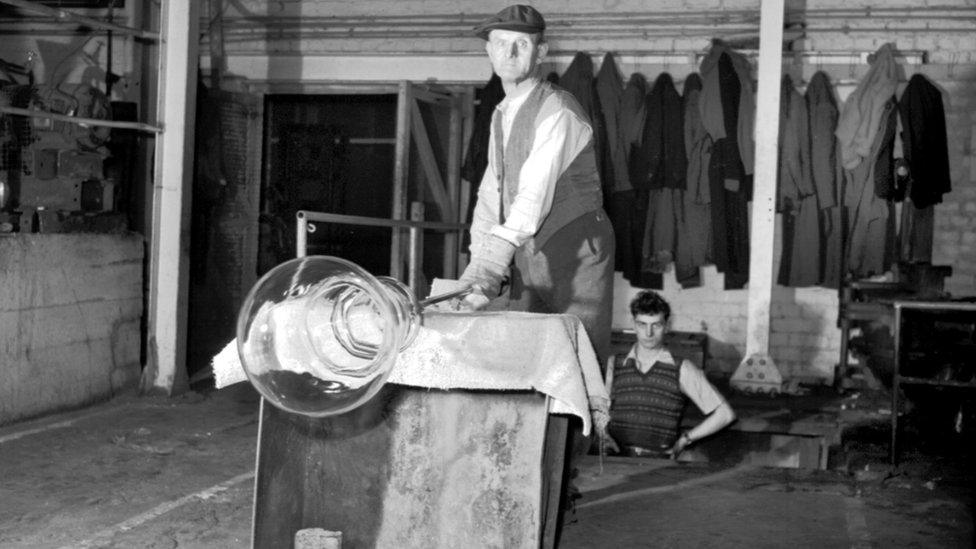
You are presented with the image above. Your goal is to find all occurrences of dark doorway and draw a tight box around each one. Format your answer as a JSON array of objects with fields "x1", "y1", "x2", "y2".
[{"x1": 260, "y1": 94, "x2": 397, "y2": 277}]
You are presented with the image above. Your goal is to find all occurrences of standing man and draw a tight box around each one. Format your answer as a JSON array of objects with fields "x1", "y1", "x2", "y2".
[{"x1": 460, "y1": 5, "x2": 616, "y2": 370}]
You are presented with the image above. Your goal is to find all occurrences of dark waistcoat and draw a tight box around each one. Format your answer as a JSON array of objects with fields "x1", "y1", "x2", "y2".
[
  {"x1": 608, "y1": 353, "x2": 687, "y2": 449},
  {"x1": 492, "y1": 81, "x2": 603, "y2": 249}
]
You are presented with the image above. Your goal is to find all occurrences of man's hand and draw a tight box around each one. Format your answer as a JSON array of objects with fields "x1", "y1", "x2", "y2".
[
  {"x1": 592, "y1": 408, "x2": 619, "y2": 454},
  {"x1": 598, "y1": 430, "x2": 620, "y2": 455},
  {"x1": 456, "y1": 291, "x2": 491, "y2": 311},
  {"x1": 665, "y1": 432, "x2": 693, "y2": 459},
  {"x1": 457, "y1": 234, "x2": 516, "y2": 310}
]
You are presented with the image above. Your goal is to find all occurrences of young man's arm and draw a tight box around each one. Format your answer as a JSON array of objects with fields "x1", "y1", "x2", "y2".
[
  {"x1": 595, "y1": 355, "x2": 620, "y2": 454},
  {"x1": 668, "y1": 360, "x2": 736, "y2": 456}
]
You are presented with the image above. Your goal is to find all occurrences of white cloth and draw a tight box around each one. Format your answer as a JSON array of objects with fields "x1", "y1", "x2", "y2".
[
  {"x1": 471, "y1": 78, "x2": 593, "y2": 248},
  {"x1": 212, "y1": 280, "x2": 609, "y2": 435}
]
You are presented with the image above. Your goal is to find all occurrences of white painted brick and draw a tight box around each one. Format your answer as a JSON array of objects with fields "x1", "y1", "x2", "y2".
[
  {"x1": 700, "y1": 265, "x2": 725, "y2": 290},
  {"x1": 772, "y1": 318, "x2": 817, "y2": 334},
  {"x1": 772, "y1": 302, "x2": 801, "y2": 319},
  {"x1": 769, "y1": 332, "x2": 791, "y2": 347},
  {"x1": 773, "y1": 346, "x2": 802, "y2": 362},
  {"x1": 788, "y1": 333, "x2": 823, "y2": 349}
]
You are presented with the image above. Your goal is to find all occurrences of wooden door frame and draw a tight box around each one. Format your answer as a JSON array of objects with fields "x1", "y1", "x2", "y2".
[{"x1": 250, "y1": 81, "x2": 473, "y2": 287}]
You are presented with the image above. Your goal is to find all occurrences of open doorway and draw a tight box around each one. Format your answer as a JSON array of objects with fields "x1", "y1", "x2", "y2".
[
  {"x1": 260, "y1": 94, "x2": 398, "y2": 277},
  {"x1": 187, "y1": 86, "x2": 469, "y2": 387}
]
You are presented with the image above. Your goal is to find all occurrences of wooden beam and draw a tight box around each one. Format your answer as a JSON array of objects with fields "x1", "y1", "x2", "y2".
[
  {"x1": 143, "y1": 0, "x2": 199, "y2": 395},
  {"x1": 443, "y1": 94, "x2": 463, "y2": 277},
  {"x1": 410, "y1": 86, "x2": 453, "y2": 105},
  {"x1": 744, "y1": 0, "x2": 785, "y2": 358},
  {"x1": 208, "y1": 0, "x2": 225, "y2": 90},
  {"x1": 409, "y1": 99, "x2": 453, "y2": 222},
  {"x1": 390, "y1": 81, "x2": 412, "y2": 281}
]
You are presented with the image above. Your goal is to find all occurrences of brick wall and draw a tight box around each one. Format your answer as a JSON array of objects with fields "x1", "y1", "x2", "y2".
[
  {"x1": 0, "y1": 234, "x2": 143, "y2": 425},
  {"x1": 612, "y1": 269, "x2": 842, "y2": 383}
]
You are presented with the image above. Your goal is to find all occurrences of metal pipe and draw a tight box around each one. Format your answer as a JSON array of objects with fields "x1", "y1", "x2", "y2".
[
  {"x1": 419, "y1": 287, "x2": 472, "y2": 308},
  {"x1": 298, "y1": 210, "x2": 467, "y2": 233},
  {"x1": 296, "y1": 213, "x2": 308, "y2": 258},
  {"x1": 408, "y1": 224, "x2": 420, "y2": 292},
  {"x1": 0, "y1": 105, "x2": 163, "y2": 133}
]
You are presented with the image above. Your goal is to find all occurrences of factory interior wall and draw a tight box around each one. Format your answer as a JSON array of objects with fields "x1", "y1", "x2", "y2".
[
  {"x1": 0, "y1": 234, "x2": 144, "y2": 426},
  {"x1": 1, "y1": 0, "x2": 975, "y2": 414},
  {"x1": 206, "y1": 0, "x2": 976, "y2": 383}
]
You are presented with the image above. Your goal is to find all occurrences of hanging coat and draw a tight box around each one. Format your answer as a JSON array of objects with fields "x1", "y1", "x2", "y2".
[
  {"x1": 845, "y1": 98, "x2": 897, "y2": 278},
  {"x1": 835, "y1": 43, "x2": 900, "y2": 170},
  {"x1": 461, "y1": 73, "x2": 505, "y2": 226},
  {"x1": 699, "y1": 40, "x2": 756, "y2": 177},
  {"x1": 634, "y1": 72, "x2": 685, "y2": 191},
  {"x1": 560, "y1": 52, "x2": 605, "y2": 192},
  {"x1": 607, "y1": 73, "x2": 647, "y2": 284},
  {"x1": 898, "y1": 73, "x2": 951, "y2": 208},
  {"x1": 461, "y1": 73, "x2": 504, "y2": 188},
  {"x1": 595, "y1": 53, "x2": 628, "y2": 195},
  {"x1": 777, "y1": 75, "x2": 821, "y2": 287},
  {"x1": 637, "y1": 73, "x2": 685, "y2": 283},
  {"x1": 806, "y1": 70, "x2": 840, "y2": 210},
  {"x1": 613, "y1": 73, "x2": 649, "y2": 283},
  {"x1": 677, "y1": 73, "x2": 711, "y2": 286},
  {"x1": 703, "y1": 51, "x2": 751, "y2": 289}
]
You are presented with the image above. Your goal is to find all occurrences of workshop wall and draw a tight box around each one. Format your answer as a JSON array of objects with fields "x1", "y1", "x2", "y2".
[
  {"x1": 0, "y1": 234, "x2": 143, "y2": 426},
  {"x1": 203, "y1": 0, "x2": 976, "y2": 384},
  {"x1": 612, "y1": 269, "x2": 841, "y2": 382}
]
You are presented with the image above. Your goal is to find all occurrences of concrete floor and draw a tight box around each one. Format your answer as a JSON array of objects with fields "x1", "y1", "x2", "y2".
[{"x1": 0, "y1": 385, "x2": 972, "y2": 548}]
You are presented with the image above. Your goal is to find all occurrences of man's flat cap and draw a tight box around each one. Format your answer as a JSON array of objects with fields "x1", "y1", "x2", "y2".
[{"x1": 473, "y1": 4, "x2": 546, "y2": 40}]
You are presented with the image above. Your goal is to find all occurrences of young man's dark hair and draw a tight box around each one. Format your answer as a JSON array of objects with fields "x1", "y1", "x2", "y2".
[{"x1": 629, "y1": 290, "x2": 671, "y2": 320}]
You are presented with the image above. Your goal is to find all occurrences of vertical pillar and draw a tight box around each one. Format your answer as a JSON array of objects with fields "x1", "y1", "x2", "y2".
[
  {"x1": 731, "y1": 0, "x2": 786, "y2": 394},
  {"x1": 745, "y1": 0, "x2": 785, "y2": 357},
  {"x1": 143, "y1": 0, "x2": 199, "y2": 394}
]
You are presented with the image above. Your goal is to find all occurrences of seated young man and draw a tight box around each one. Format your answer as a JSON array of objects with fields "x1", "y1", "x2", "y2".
[{"x1": 597, "y1": 290, "x2": 735, "y2": 458}]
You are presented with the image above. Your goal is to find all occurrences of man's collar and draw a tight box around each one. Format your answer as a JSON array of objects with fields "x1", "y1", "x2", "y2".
[
  {"x1": 497, "y1": 77, "x2": 541, "y2": 111},
  {"x1": 626, "y1": 346, "x2": 675, "y2": 367}
]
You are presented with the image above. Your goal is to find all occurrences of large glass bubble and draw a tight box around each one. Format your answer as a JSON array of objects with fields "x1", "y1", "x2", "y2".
[{"x1": 236, "y1": 256, "x2": 423, "y2": 417}]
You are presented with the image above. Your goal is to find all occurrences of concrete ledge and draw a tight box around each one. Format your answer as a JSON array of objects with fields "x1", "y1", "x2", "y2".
[{"x1": 0, "y1": 233, "x2": 144, "y2": 425}]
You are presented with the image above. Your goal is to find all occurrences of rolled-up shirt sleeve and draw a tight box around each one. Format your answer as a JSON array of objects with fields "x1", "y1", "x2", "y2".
[
  {"x1": 468, "y1": 161, "x2": 499, "y2": 254},
  {"x1": 490, "y1": 105, "x2": 593, "y2": 247},
  {"x1": 679, "y1": 360, "x2": 727, "y2": 416}
]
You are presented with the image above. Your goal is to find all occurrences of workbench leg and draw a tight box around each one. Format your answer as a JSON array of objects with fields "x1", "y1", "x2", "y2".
[
  {"x1": 540, "y1": 415, "x2": 568, "y2": 549},
  {"x1": 890, "y1": 306, "x2": 902, "y2": 467}
]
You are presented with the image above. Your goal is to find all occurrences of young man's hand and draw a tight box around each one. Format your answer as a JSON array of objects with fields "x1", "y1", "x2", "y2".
[{"x1": 665, "y1": 432, "x2": 693, "y2": 459}]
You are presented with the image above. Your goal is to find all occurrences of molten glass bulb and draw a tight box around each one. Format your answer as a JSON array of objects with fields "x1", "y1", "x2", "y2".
[{"x1": 236, "y1": 256, "x2": 421, "y2": 417}]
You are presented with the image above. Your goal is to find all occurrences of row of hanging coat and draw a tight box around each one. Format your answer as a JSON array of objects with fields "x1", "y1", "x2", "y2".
[{"x1": 460, "y1": 41, "x2": 951, "y2": 290}]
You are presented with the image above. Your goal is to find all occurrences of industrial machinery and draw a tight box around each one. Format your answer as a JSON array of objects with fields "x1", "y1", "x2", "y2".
[{"x1": 0, "y1": 82, "x2": 115, "y2": 231}]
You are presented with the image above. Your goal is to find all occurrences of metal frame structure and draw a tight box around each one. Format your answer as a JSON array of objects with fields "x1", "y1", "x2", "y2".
[
  {"x1": 295, "y1": 210, "x2": 468, "y2": 295},
  {"x1": 890, "y1": 300, "x2": 976, "y2": 465}
]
